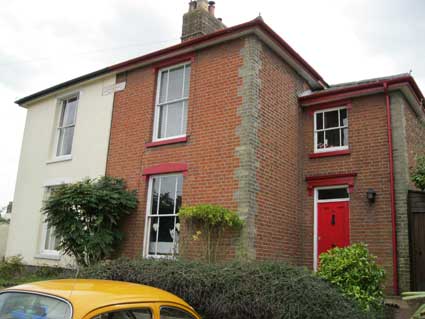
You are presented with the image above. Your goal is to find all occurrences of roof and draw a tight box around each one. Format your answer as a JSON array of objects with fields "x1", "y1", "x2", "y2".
[
  {"x1": 15, "y1": 17, "x2": 327, "y2": 106},
  {"x1": 299, "y1": 73, "x2": 425, "y2": 109},
  {"x1": 5, "y1": 279, "x2": 192, "y2": 318}
]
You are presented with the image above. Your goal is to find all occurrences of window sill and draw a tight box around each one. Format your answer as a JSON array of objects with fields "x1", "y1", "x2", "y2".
[
  {"x1": 145, "y1": 136, "x2": 188, "y2": 148},
  {"x1": 34, "y1": 253, "x2": 61, "y2": 261},
  {"x1": 46, "y1": 155, "x2": 72, "y2": 164},
  {"x1": 309, "y1": 149, "x2": 351, "y2": 159}
]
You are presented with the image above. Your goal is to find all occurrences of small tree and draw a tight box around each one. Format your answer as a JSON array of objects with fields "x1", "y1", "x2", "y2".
[
  {"x1": 43, "y1": 176, "x2": 137, "y2": 266},
  {"x1": 179, "y1": 204, "x2": 243, "y2": 263},
  {"x1": 412, "y1": 156, "x2": 425, "y2": 191}
]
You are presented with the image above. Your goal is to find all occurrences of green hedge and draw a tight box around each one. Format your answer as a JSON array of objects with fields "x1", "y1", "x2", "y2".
[{"x1": 81, "y1": 258, "x2": 371, "y2": 319}]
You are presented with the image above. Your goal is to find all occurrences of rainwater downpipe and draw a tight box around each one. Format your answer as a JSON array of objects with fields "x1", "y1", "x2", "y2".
[{"x1": 384, "y1": 81, "x2": 399, "y2": 295}]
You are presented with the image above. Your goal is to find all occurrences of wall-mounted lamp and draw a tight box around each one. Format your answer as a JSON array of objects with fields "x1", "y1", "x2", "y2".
[{"x1": 367, "y1": 189, "x2": 377, "y2": 203}]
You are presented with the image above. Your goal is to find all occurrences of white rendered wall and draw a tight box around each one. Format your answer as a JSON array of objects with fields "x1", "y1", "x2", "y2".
[
  {"x1": 6, "y1": 75, "x2": 116, "y2": 267},
  {"x1": 0, "y1": 224, "x2": 9, "y2": 259}
]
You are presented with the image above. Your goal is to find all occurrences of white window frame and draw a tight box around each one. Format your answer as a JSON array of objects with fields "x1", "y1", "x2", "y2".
[
  {"x1": 152, "y1": 62, "x2": 190, "y2": 142},
  {"x1": 314, "y1": 106, "x2": 348, "y2": 153},
  {"x1": 39, "y1": 186, "x2": 62, "y2": 258},
  {"x1": 143, "y1": 174, "x2": 182, "y2": 258},
  {"x1": 54, "y1": 93, "x2": 79, "y2": 160},
  {"x1": 313, "y1": 185, "x2": 350, "y2": 271}
]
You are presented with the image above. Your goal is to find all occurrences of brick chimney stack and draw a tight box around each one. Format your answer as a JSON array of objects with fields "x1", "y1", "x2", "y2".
[{"x1": 181, "y1": 0, "x2": 226, "y2": 42}]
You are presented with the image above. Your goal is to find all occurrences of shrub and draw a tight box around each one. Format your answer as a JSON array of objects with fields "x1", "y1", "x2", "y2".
[
  {"x1": 318, "y1": 244, "x2": 385, "y2": 312},
  {"x1": 81, "y1": 258, "x2": 371, "y2": 319},
  {"x1": 0, "y1": 256, "x2": 24, "y2": 279},
  {"x1": 43, "y1": 176, "x2": 138, "y2": 266},
  {"x1": 411, "y1": 156, "x2": 425, "y2": 191},
  {"x1": 179, "y1": 204, "x2": 243, "y2": 263}
]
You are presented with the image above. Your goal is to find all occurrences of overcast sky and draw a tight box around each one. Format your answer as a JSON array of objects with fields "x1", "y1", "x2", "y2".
[{"x1": 0, "y1": 0, "x2": 424, "y2": 205}]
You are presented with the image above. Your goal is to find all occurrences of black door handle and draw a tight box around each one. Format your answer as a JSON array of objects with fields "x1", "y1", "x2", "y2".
[{"x1": 331, "y1": 214, "x2": 336, "y2": 225}]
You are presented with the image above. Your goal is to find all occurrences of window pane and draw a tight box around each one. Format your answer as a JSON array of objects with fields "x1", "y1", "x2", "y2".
[
  {"x1": 62, "y1": 98, "x2": 77, "y2": 126},
  {"x1": 183, "y1": 65, "x2": 191, "y2": 98},
  {"x1": 45, "y1": 226, "x2": 59, "y2": 251},
  {"x1": 161, "y1": 307, "x2": 195, "y2": 319},
  {"x1": 342, "y1": 128, "x2": 348, "y2": 146},
  {"x1": 316, "y1": 112, "x2": 323, "y2": 130},
  {"x1": 340, "y1": 108, "x2": 348, "y2": 126},
  {"x1": 165, "y1": 101, "x2": 184, "y2": 138},
  {"x1": 167, "y1": 66, "x2": 185, "y2": 101},
  {"x1": 93, "y1": 308, "x2": 152, "y2": 319},
  {"x1": 149, "y1": 216, "x2": 159, "y2": 255},
  {"x1": 56, "y1": 129, "x2": 64, "y2": 156},
  {"x1": 158, "y1": 105, "x2": 167, "y2": 139},
  {"x1": 159, "y1": 71, "x2": 168, "y2": 104},
  {"x1": 0, "y1": 292, "x2": 71, "y2": 319},
  {"x1": 44, "y1": 226, "x2": 52, "y2": 250},
  {"x1": 149, "y1": 216, "x2": 176, "y2": 255},
  {"x1": 324, "y1": 110, "x2": 339, "y2": 128},
  {"x1": 325, "y1": 129, "x2": 340, "y2": 148},
  {"x1": 317, "y1": 131, "x2": 325, "y2": 149},
  {"x1": 159, "y1": 175, "x2": 177, "y2": 215},
  {"x1": 151, "y1": 177, "x2": 160, "y2": 215},
  {"x1": 318, "y1": 188, "x2": 349, "y2": 200},
  {"x1": 62, "y1": 127, "x2": 75, "y2": 155},
  {"x1": 176, "y1": 175, "x2": 183, "y2": 210}
]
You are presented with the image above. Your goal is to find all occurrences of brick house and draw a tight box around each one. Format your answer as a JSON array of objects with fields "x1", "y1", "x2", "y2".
[{"x1": 10, "y1": 0, "x2": 425, "y2": 294}]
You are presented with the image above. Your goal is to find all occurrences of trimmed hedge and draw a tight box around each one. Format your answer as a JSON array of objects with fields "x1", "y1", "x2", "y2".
[{"x1": 80, "y1": 258, "x2": 371, "y2": 319}]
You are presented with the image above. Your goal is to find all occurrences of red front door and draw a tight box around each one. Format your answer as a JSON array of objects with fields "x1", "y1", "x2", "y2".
[{"x1": 318, "y1": 201, "x2": 350, "y2": 258}]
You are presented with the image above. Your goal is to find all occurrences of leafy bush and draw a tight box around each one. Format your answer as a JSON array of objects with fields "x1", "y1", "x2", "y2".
[
  {"x1": 179, "y1": 204, "x2": 243, "y2": 263},
  {"x1": 318, "y1": 244, "x2": 385, "y2": 312},
  {"x1": 0, "y1": 256, "x2": 24, "y2": 279},
  {"x1": 43, "y1": 176, "x2": 138, "y2": 266},
  {"x1": 81, "y1": 258, "x2": 371, "y2": 319},
  {"x1": 411, "y1": 156, "x2": 425, "y2": 191}
]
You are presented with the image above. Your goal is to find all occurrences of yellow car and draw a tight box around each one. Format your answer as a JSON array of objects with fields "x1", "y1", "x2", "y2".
[{"x1": 0, "y1": 279, "x2": 201, "y2": 319}]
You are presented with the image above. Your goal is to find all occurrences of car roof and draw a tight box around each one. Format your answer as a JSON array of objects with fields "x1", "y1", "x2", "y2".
[{"x1": 5, "y1": 279, "x2": 192, "y2": 318}]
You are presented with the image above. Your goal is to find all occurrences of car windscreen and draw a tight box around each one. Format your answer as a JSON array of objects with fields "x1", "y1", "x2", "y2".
[{"x1": 0, "y1": 291, "x2": 72, "y2": 319}]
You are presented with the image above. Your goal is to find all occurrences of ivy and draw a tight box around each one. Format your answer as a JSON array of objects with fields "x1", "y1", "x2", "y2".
[{"x1": 43, "y1": 176, "x2": 137, "y2": 266}]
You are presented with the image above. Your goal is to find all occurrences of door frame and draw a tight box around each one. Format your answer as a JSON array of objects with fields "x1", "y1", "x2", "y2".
[{"x1": 313, "y1": 185, "x2": 350, "y2": 271}]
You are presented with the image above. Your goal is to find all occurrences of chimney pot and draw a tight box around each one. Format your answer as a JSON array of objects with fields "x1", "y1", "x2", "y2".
[
  {"x1": 188, "y1": 1, "x2": 197, "y2": 11},
  {"x1": 208, "y1": 1, "x2": 216, "y2": 16}
]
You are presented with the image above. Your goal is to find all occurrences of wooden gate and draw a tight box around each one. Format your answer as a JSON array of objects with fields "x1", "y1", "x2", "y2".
[{"x1": 408, "y1": 190, "x2": 425, "y2": 291}]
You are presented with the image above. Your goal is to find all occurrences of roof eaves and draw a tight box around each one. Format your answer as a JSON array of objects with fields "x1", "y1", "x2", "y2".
[
  {"x1": 299, "y1": 74, "x2": 425, "y2": 108},
  {"x1": 15, "y1": 67, "x2": 110, "y2": 106}
]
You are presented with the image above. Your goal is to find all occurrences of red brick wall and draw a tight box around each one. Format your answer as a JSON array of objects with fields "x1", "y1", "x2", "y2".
[
  {"x1": 255, "y1": 46, "x2": 307, "y2": 263},
  {"x1": 404, "y1": 102, "x2": 425, "y2": 188},
  {"x1": 106, "y1": 40, "x2": 244, "y2": 258},
  {"x1": 301, "y1": 94, "x2": 395, "y2": 291}
]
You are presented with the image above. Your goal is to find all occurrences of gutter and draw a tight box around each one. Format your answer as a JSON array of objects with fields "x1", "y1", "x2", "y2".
[
  {"x1": 384, "y1": 81, "x2": 399, "y2": 296},
  {"x1": 299, "y1": 75, "x2": 425, "y2": 109}
]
